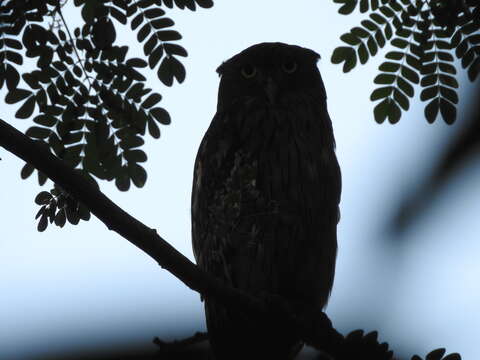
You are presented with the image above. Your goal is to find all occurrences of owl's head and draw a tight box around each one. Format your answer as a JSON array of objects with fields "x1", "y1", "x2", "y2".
[{"x1": 216, "y1": 42, "x2": 326, "y2": 110}]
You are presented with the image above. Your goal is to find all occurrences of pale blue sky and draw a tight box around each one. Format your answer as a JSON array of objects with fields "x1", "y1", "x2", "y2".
[{"x1": 1, "y1": 1, "x2": 479, "y2": 359}]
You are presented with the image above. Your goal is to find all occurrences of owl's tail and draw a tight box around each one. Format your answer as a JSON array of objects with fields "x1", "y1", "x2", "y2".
[{"x1": 204, "y1": 298, "x2": 303, "y2": 360}]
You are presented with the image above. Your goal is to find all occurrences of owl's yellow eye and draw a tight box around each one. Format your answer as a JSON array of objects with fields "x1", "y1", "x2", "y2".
[
  {"x1": 282, "y1": 61, "x2": 297, "y2": 73},
  {"x1": 241, "y1": 65, "x2": 257, "y2": 79}
]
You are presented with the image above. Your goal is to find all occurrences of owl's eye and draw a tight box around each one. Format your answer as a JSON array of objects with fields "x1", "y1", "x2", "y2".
[
  {"x1": 240, "y1": 64, "x2": 257, "y2": 79},
  {"x1": 282, "y1": 61, "x2": 297, "y2": 74}
]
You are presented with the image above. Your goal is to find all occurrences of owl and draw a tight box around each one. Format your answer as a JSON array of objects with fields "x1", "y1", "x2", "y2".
[{"x1": 191, "y1": 42, "x2": 341, "y2": 359}]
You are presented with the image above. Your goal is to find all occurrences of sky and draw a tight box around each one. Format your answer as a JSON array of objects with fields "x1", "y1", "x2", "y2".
[{"x1": 1, "y1": 1, "x2": 479, "y2": 359}]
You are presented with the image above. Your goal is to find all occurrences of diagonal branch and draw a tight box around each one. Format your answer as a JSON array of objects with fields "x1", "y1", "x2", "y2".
[{"x1": 0, "y1": 118, "x2": 344, "y2": 356}]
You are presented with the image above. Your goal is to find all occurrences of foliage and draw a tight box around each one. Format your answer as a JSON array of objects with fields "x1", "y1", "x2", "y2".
[
  {"x1": 0, "y1": 0, "x2": 212, "y2": 230},
  {"x1": 321, "y1": 329, "x2": 461, "y2": 360},
  {"x1": 331, "y1": 0, "x2": 480, "y2": 124},
  {"x1": 0, "y1": 2, "x2": 467, "y2": 359}
]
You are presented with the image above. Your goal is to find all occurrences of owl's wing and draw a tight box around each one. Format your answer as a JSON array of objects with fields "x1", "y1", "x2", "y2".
[
  {"x1": 191, "y1": 113, "x2": 239, "y2": 286},
  {"x1": 192, "y1": 109, "x2": 271, "y2": 292}
]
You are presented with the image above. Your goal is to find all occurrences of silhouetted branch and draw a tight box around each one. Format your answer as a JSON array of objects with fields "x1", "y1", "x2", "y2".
[{"x1": 0, "y1": 118, "x2": 347, "y2": 356}]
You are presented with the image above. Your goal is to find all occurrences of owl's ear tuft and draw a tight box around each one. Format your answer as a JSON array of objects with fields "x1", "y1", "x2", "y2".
[
  {"x1": 308, "y1": 49, "x2": 321, "y2": 63},
  {"x1": 216, "y1": 62, "x2": 227, "y2": 76}
]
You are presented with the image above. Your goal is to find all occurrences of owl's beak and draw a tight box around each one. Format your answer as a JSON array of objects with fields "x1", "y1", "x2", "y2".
[{"x1": 264, "y1": 77, "x2": 277, "y2": 104}]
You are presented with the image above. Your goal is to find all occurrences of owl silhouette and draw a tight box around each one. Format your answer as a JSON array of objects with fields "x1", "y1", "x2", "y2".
[{"x1": 191, "y1": 42, "x2": 341, "y2": 359}]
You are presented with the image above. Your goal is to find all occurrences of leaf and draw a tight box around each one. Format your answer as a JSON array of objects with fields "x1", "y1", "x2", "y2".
[
  {"x1": 370, "y1": 12, "x2": 387, "y2": 24},
  {"x1": 360, "y1": 0, "x2": 368, "y2": 13},
  {"x1": 37, "y1": 213, "x2": 48, "y2": 232},
  {"x1": 370, "y1": 86, "x2": 392, "y2": 101},
  {"x1": 54, "y1": 209, "x2": 66, "y2": 227},
  {"x1": 393, "y1": 88, "x2": 409, "y2": 110},
  {"x1": 388, "y1": 100, "x2": 401, "y2": 124},
  {"x1": 439, "y1": 74, "x2": 458, "y2": 88},
  {"x1": 151, "y1": 18, "x2": 175, "y2": 29},
  {"x1": 148, "y1": 117, "x2": 160, "y2": 138},
  {"x1": 341, "y1": 33, "x2": 361, "y2": 46},
  {"x1": 119, "y1": 136, "x2": 144, "y2": 150},
  {"x1": 35, "y1": 191, "x2": 52, "y2": 205},
  {"x1": 110, "y1": 7, "x2": 127, "y2": 24},
  {"x1": 158, "y1": 56, "x2": 186, "y2": 86},
  {"x1": 5, "y1": 89, "x2": 32, "y2": 104},
  {"x1": 66, "y1": 204, "x2": 80, "y2": 225},
  {"x1": 335, "y1": 0, "x2": 357, "y2": 14},
  {"x1": 361, "y1": 19, "x2": 378, "y2": 31},
  {"x1": 137, "y1": 23, "x2": 151, "y2": 42},
  {"x1": 401, "y1": 65, "x2": 419, "y2": 84},
  {"x1": 421, "y1": 86, "x2": 439, "y2": 101},
  {"x1": 440, "y1": 86, "x2": 458, "y2": 104},
  {"x1": 468, "y1": 57, "x2": 480, "y2": 81},
  {"x1": 375, "y1": 29, "x2": 386, "y2": 47},
  {"x1": 379, "y1": 61, "x2": 400, "y2": 72},
  {"x1": 15, "y1": 96, "x2": 36, "y2": 119},
  {"x1": 156, "y1": 30, "x2": 182, "y2": 41},
  {"x1": 35, "y1": 206, "x2": 46, "y2": 220},
  {"x1": 26, "y1": 126, "x2": 51, "y2": 139},
  {"x1": 21, "y1": 163, "x2": 35, "y2": 179},
  {"x1": 131, "y1": 13, "x2": 144, "y2": 30},
  {"x1": 397, "y1": 76, "x2": 414, "y2": 97},
  {"x1": 78, "y1": 204, "x2": 91, "y2": 221},
  {"x1": 150, "y1": 107, "x2": 171, "y2": 124},
  {"x1": 115, "y1": 172, "x2": 131, "y2": 191},
  {"x1": 367, "y1": 36, "x2": 378, "y2": 56},
  {"x1": 438, "y1": 62, "x2": 456, "y2": 75},
  {"x1": 374, "y1": 73, "x2": 396, "y2": 84},
  {"x1": 352, "y1": 26, "x2": 369, "y2": 38},
  {"x1": 374, "y1": 98, "x2": 390, "y2": 123},
  {"x1": 425, "y1": 99, "x2": 439, "y2": 123},
  {"x1": 421, "y1": 74, "x2": 438, "y2": 87},
  {"x1": 331, "y1": 47, "x2": 357, "y2": 73},
  {"x1": 164, "y1": 43, "x2": 187, "y2": 57},
  {"x1": 439, "y1": 99, "x2": 456, "y2": 124},
  {"x1": 5, "y1": 64, "x2": 20, "y2": 90},
  {"x1": 144, "y1": 8, "x2": 166, "y2": 18},
  {"x1": 126, "y1": 58, "x2": 147, "y2": 67},
  {"x1": 124, "y1": 149, "x2": 147, "y2": 162},
  {"x1": 443, "y1": 353, "x2": 461, "y2": 360},
  {"x1": 142, "y1": 93, "x2": 162, "y2": 108},
  {"x1": 426, "y1": 348, "x2": 446, "y2": 360},
  {"x1": 149, "y1": 46, "x2": 164, "y2": 68},
  {"x1": 129, "y1": 163, "x2": 147, "y2": 188},
  {"x1": 358, "y1": 43, "x2": 369, "y2": 64},
  {"x1": 374, "y1": 98, "x2": 400, "y2": 124},
  {"x1": 34, "y1": 114, "x2": 57, "y2": 127},
  {"x1": 144, "y1": 35, "x2": 158, "y2": 55},
  {"x1": 38, "y1": 171, "x2": 48, "y2": 186},
  {"x1": 385, "y1": 51, "x2": 404, "y2": 60}
]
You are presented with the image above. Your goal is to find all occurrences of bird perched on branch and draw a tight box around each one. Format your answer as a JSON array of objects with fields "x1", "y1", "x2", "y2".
[{"x1": 191, "y1": 42, "x2": 341, "y2": 360}]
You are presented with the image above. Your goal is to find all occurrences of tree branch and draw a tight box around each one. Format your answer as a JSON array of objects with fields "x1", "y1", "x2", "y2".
[{"x1": 0, "y1": 118, "x2": 345, "y2": 356}]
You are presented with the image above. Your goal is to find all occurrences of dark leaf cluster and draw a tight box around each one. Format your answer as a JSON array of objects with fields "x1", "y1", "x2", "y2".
[
  {"x1": 34, "y1": 180, "x2": 93, "y2": 232},
  {"x1": 317, "y1": 329, "x2": 461, "y2": 360},
  {"x1": 327, "y1": 329, "x2": 394, "y2": 360},
  {"x1": 331, "y1": 0, "x2": 480, "y2": 124},
  {"x1": 0, "y1": 0, "x2": 210, "y2": 230},
  {"x1": 411, "y1": 347, "x2": 461, "y2": 360}
]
